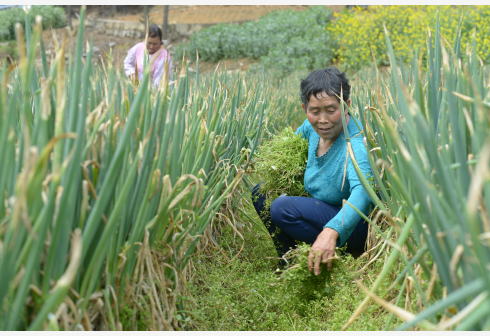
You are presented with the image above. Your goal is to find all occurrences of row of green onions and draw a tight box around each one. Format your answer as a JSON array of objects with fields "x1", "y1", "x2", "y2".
[{"x1": 0, "y1": 8, "x2": 298, "y2": 330}]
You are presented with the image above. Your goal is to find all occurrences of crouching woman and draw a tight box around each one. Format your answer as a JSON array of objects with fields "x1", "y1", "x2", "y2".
[{"x1": 252, "y1": 67, "x2": 373, "y2": 275}]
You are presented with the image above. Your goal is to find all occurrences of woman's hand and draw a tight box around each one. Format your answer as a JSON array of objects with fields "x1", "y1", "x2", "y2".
[{"x1": 308, "y1": 227, "x2": 339, "y2": 275}]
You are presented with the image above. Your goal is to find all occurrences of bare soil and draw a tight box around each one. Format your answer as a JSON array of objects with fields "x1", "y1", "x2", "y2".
[
  {"x1": 97, "y1": 5, "x2": 346, "y2": 25},
  {"x1": 119, "y1": 5, "x2": 310, "y2": 24}
]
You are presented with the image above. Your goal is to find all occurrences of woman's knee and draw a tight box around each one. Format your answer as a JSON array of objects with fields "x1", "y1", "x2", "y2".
[{"x1": 270, "y1": 196, "x2": 297, "y2": 224}]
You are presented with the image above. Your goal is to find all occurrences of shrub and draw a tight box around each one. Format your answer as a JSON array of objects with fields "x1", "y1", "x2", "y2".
[
  {"x1": 260, "y1": 24, "x2": 334, "y2": 74},
  {"x1": 31, "y1": 5, "x2": 67, "y2": 30},
  {"x1": 0, "y1": 5, "x2": 66, "y2": 41},
  {"x1": 0, "y1": 23, "x2": 11, "y2": 41},
  {"x1": 0, "y1": 7, "x2": 23, "y2": 41},
  {"x1": 175, "y1": 6, "x2": 336, "y2": 74},
  {"x1": 328, "y1": 5, "x2": 490, "y2": 70},
  {"x1": 0, "y1": 41, "x2": 18, "y2": 61}
]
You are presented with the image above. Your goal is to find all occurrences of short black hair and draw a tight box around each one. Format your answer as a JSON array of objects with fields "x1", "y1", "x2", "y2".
[
  {"x1": 300, "y1": 67, "x2": 351, "y2": 106},
  {"x1": 148, "y1": 23, "x2": 162, "y2": 41}
]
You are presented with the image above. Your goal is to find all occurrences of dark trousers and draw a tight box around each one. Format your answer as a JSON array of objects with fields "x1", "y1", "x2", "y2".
[{"x1": 252, "y1": 184, "x2": 368, "y2": 258}]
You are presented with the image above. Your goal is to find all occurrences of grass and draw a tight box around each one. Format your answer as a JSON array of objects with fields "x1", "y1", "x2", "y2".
[
  {"x1": 181, "y1": 189, "x2": 405, "y2": 331},
  {"x1": 254, "y1": 126, "x2": 309, "y2": 202}
]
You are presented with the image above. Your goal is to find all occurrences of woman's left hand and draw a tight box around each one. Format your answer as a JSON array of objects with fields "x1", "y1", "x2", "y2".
[{"x1": 308, "y1": 228, "x2": 339, "y2": 275}]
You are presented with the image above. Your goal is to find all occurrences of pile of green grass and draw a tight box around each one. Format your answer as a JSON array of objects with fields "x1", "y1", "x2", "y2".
[
  {"x1": 254, "y1": 127, "x2": 308, "y2": 203},
  {"x1": 182, "y1": 197, "x2": 399, "y2": 331}
]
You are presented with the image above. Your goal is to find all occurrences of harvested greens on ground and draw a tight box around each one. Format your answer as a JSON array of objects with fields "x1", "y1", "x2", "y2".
[
  {"x1": 254, "y1": 127, "x2": 309, "y2": 201},
  {"x1": 279, "y1": 244, "x2": 358, "y2": 301}
]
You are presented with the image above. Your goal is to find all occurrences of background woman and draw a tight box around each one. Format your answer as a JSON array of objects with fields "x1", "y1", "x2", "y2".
[{"x1": 123, "y1": 23, "x2": 173, "y2": 88}]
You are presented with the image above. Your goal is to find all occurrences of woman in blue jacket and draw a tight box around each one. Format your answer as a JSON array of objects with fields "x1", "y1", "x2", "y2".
[{"x1": 253, "y1": 67, "x2": 372, "y2": 276}]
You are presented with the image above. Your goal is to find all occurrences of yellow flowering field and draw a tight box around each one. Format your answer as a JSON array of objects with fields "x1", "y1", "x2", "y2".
[{"x1": 328, "y1": 5, "x2": 490, "y2": 69}]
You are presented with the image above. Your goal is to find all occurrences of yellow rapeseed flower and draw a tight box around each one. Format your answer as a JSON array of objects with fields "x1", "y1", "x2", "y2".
[{"x1": 328, "y1": 5, "x2": 490, "y2": 69}]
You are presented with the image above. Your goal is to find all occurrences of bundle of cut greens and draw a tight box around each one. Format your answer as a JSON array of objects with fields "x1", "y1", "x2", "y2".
[
  {"x1": 254, "y1": 127, "x2": 308, "y2": 201},
  {"x1": 279, "y1": 243, "x2": 358, "y2": 303}
]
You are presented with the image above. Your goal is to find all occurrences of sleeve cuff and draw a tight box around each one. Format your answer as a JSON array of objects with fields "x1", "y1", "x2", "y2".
[{"x1": 324, "y1": 221, "x2": 347, "y2": 247}]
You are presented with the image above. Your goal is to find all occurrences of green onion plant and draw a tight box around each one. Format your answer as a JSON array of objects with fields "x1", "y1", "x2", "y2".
[
  {"x1": 347, "y1": 20, "x2": 490, "y2": 330},
  {"x1": 0, "y1": 7, "x2": 299, "y2": 330}
]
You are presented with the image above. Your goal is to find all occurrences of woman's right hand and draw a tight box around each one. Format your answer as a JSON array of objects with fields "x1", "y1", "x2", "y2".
[{"x1": 308, "y1": 227, "x2": 339, "y2": 275}]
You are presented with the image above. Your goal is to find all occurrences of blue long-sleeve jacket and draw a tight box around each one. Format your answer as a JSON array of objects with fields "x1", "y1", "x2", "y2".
[{"x1": 296, "y1": 117, "x2": 373, "y2": 246}]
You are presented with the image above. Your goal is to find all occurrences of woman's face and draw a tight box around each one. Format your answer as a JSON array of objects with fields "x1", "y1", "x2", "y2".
[
  {"x1": 303, "y1": 92, "x2": 350, "y2": 143},
  {"x1": 146, "y1": 36, "x2": 162, "y2": 55}
]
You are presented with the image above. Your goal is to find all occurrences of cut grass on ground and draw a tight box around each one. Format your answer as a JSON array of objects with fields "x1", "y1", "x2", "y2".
[{"x1": 182, "y1": 190, "x2": 403, "y2": 331}]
